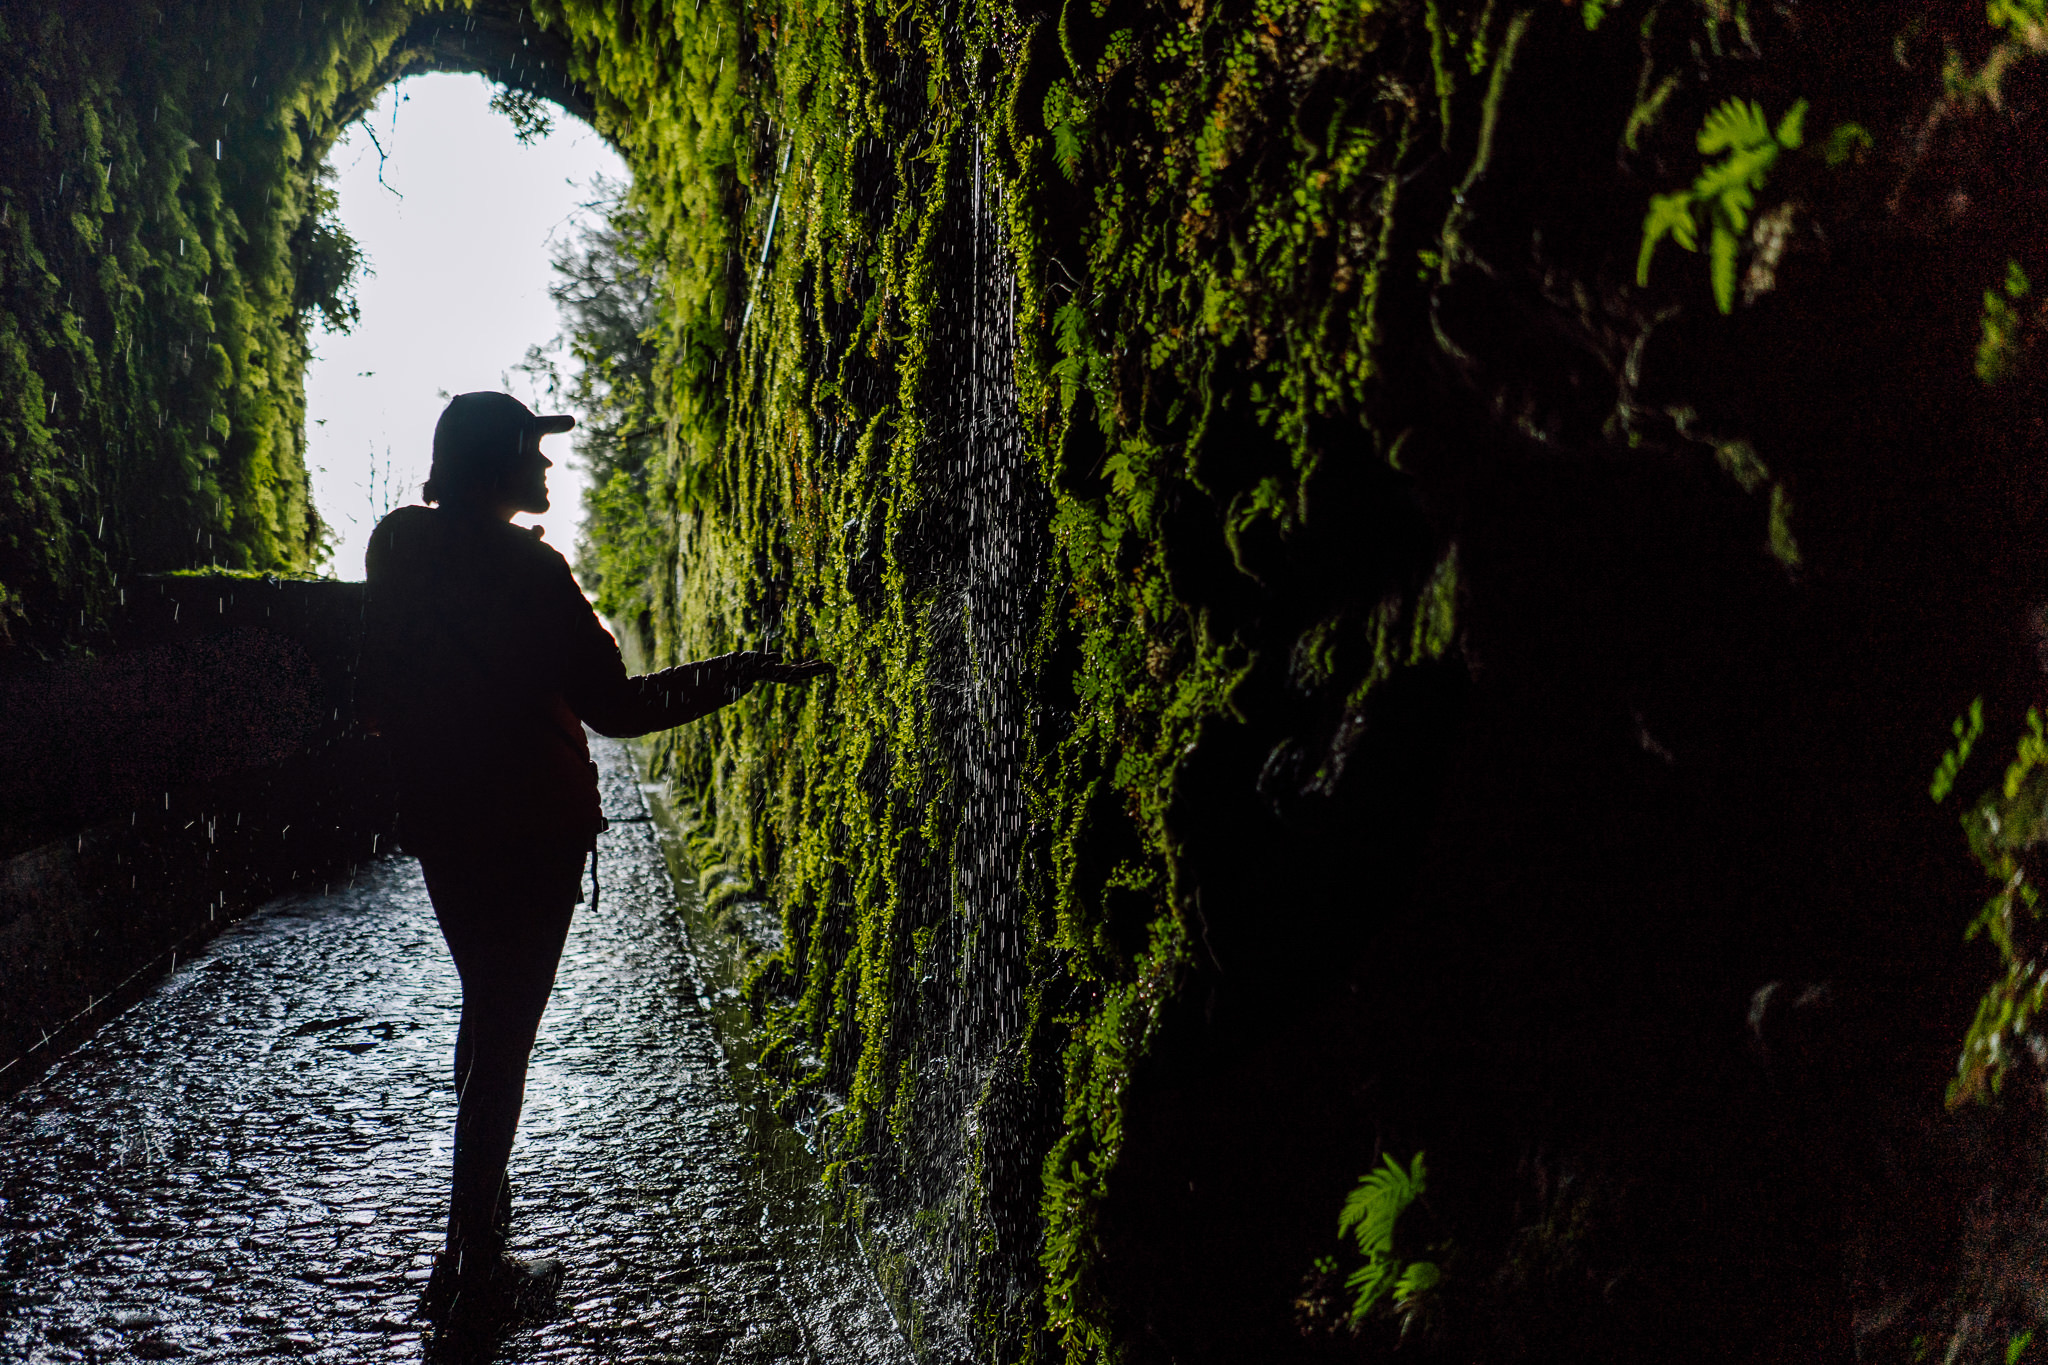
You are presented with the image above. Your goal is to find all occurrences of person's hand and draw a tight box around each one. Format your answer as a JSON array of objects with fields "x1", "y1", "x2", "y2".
[{"x1": 735, "y1": 651, "x2": 834, "y2": 685}]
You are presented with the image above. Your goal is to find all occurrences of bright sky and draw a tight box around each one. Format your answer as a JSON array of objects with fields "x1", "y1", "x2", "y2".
[{"x1": 305, "y1": 73, "x2": 628, "y2": 582}]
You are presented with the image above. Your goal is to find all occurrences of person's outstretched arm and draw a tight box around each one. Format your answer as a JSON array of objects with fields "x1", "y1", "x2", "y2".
[
  {"x1": 573, "y1": 650, "x2": 830, "y2": 738},
  {"x1": 554, "y1": 568, "x2": 830, "y2": 738}
]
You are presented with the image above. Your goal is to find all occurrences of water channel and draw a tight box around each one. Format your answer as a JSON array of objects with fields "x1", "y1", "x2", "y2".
[{"x1": 0, "y1": 738, "x2": 915, "y2": 1364}]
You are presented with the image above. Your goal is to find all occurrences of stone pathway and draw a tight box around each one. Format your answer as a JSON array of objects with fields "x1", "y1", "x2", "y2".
[{"x1": 0, "y1": 739, "x2": 911, "y2": 1365}]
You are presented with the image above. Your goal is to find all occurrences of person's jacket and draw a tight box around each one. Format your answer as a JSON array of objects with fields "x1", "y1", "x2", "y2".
[{"x1": 360, "y1": 504, "x2": 748, "y2": 856}]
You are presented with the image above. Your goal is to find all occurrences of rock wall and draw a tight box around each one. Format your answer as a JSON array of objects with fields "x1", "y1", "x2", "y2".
[
  {"x1": 0, "y1": 574, "x2": 394, "y2": 1090},
  {"x1": 563, "y1": 0, "x2": 2048, "y2": 1359}
]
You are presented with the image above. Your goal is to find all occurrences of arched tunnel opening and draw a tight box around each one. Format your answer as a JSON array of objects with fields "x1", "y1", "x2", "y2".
[
  {"x1": 0, "y1": 4, "x2": 635, "y2": 1071},
  {"x1": 0, "y1": 0, "x2": 610, "y2": 609},
  {"x1": 7, "y1": 2, "x2": 2048, "y2": 1363},
  {"x1": 303, "y1": 71, "x2": 626, "y2": 577}
]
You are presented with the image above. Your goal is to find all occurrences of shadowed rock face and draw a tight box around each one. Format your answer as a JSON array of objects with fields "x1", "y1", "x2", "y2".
[{"x1": 0, "y1": 576, "x2": 393, "y2": 1092}]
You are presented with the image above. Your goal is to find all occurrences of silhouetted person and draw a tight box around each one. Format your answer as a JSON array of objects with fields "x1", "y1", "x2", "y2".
[{"x1": 357, "y1": 392, "x2": 826, "y2": 1334}]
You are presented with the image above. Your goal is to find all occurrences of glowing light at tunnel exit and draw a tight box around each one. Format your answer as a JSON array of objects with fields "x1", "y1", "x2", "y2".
[{"x1": 305, "y1": 73, "x2": 628, "y2": 583}]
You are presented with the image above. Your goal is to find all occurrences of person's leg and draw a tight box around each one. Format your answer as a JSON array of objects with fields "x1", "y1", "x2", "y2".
[
  {"x1": 439, "y1": 968, "x2": 514, "y2": 1237},
  {"x1": 420, "y1": 844, "x2": 583, "y2": 1263}
]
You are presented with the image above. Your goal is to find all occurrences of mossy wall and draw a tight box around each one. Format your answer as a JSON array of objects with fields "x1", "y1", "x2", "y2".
[
  {"x1": 2, "y1": 0, "x2": 381, "y2": 647},
  {"x1": 12, "y1": 0, "x2": 2048, "y2": 1361},
  {"x1": 552, "y1": 0, "x2": 2048, "y2": 1358}
]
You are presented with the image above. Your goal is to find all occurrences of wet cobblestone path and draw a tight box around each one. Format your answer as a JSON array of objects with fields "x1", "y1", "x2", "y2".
[{"x1": 0, "y1": 739, "x2": 912, "y2": 1365}]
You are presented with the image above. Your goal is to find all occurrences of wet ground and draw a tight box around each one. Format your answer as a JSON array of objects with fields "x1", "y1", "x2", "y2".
[{"x1": 0, "y1": 738, "x2": 913, "y2": 1364}]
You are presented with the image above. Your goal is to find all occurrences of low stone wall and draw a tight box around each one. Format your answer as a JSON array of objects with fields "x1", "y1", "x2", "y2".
[{"x1": 0, "y1": 576, "x2": 395, "y2": 1090}]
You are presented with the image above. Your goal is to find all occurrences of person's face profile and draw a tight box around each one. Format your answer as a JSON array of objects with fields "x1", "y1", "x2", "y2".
[{"x1": 504, "y1": 428, "x2": 553, "y2": 514}]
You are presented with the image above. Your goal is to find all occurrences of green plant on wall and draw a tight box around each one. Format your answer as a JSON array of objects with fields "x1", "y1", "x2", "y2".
[
  {"x1": 539, "y1": 0, "x2": 2048, "y2": 1354},
  {"x1": 290, "y1": 172, "x2": 367, "y2": 335},
  {"x1": 1932, "y1": 697, "x2": 1986, "y2": 803},
  {"x1": 1334, "y1": 1152, "x2": 1441, "y2": 1325},
  {"x1": 1977, "y1": 259, "x2": 2034, "y2": 385},
  {"x1": 0, "y1": 1, "x2": 434, "y2": 649},
  {"x1": 1638, "y1": 96, "x2": 1808, "y2": 313},
  {"x1": 1990, "y1": 0, "x2": 2047, "y2": 41},
  {"x1": 1951, "y1": 707, "x2": 2048, "y2": 1104}
]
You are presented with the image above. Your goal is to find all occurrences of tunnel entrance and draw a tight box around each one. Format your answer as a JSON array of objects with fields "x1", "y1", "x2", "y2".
[
  {"x1": 16, "y1": 2, "x2": 2040, "y2": 1361},
  {"x1": 0, "y1": 0, "x2": 601, "y2": 649},
  {"x1": 303, "y1": 70, "x2": 624, "y2": 579},
  {"x1": 0, "y1": 1, "x2": 628, "y2": 1084}
]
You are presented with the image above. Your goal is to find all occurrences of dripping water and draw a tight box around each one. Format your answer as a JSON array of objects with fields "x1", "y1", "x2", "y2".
[{"x1": 854, "y1": 125, "x2": 1049, "y2": 1356}]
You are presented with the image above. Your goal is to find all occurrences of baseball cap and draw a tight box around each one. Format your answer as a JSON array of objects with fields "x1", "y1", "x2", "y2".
[{"x1": 425, "y1": 392, "x2": 575, "y2": 503}]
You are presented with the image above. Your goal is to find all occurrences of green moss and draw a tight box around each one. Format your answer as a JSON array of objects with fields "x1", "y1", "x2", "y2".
[
  {"x1": 1977, "y1": 258, "x2": 2034, "y2": 385},
  {"x1": 1039, "y1": 916, "x2": 1189, "y2": 1358},
  {"x1": 1952, "y1": 702, "x2": 2048, "y2": 1106},
  {"x1": 0, "y1": 1, "x2": 435, "y2": 649},
  {"x1": 535, "y1": 0, "x2": 1517, "y2": 1349},
  {"x1": 155, "y1": 566, "x2": 332, "y2": 580}
]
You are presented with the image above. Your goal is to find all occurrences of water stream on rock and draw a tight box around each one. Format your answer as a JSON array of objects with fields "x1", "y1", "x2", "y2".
[{"x1": 830, "y1": 130, "x2": 1050, "y2": 1354}]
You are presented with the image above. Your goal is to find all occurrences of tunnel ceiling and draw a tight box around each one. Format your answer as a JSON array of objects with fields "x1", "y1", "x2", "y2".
[{"x1": 393, "y1": 1, "x2": 597, "y2": 130}]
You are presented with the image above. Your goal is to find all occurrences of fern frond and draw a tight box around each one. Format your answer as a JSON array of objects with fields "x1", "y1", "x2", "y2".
[
  {"x1": 1337, "y1": 1178, "x2": 1368, "y2": 1240},
  {"x1": 1773, "y1": 99, "x2": 1809, "y2": 150},
  {"x1": 1346, "y1": 1259, "x2": 1394, "y2": 1319},
  {"x1": 1333, "y1": 1151, "x2": 1436, "y2": 1324},
  {"x1": 1052, "y1": 121, "x2": 1086, "y2": 180},
  {"x1": 1719, "y1": 183, "x2": 1759, "y2": 236},
  {"x1": 1338, "y1": 1152, "x2": 1425, "y2": 1247},
  {"x1": 1054, "y1": 301, "x2": 1090, "y2": 356},
  {"x1": 1692, "y1": 145, "x2": 1775, "y2": 212},
  {"x1": 1698, "y1": 98, "x2": 1770, "y2": 154},
  {"x1": 1824, "y1": 121, "x2": 1873, "y2": 166},
  {"x1": 1710, "y1": 224, "x2": 1739, "y2": 313},
  {"x1": 1394, "y1": 1259, "x2": 1442, "y2": 1303},
  {"x1": 1338, "y1": 1156, "x2": 1399, "y2": 1243},
  {"x1": 1345, "y1": 1259, "x2": 1392, "y2": 1296},
  {"x1": 1637, "y1": 193, "x2": 1697, "y2": 285},
  {"x1": 1646, "y1": 95, "x2": 1809, "y2": 309}
]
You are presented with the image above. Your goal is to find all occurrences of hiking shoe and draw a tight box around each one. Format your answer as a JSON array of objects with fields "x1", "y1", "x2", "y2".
[
  {"x1": 419, "y1": 1245, "x2": 564, "y2": 1327},
  {"x1": 484, "y1": 1250, "x2": 564, "y2": 1321}
]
